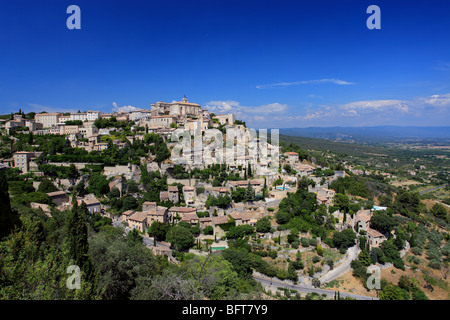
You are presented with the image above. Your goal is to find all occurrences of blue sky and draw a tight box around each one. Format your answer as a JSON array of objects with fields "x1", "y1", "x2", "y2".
[{"x1": 1, "y1": 0, "x2": 450, "y2": 128}]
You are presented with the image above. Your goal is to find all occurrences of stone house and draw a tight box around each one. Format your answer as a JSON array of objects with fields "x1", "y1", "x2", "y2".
[
  {"x1": 182, "y1": 186, "x2": 195, "y2": 205},
  {"x1": 47, "y1": 191, "x2": 69, "y2": 205},
  {"x1": 366, "y1": 228, "x2": 386, "y2": 247},
  {"x1": 78, "y1": 197, "x2": 101, "y2": 213},
  {"x1": 353, "y1": 209, "x2": 372, "y2": 232},
  {"x1": 168, "y1": 206, "x2": 197, "y2": 222},
  {"x1": 142, "y1": 201, "x2": 157, "y2": 212},
  {"x1": 128, "y1": 211, "x2": 149, "y2": 233},
  {"x1": 146, "y1": 206, "x2": 168, "y2": 225},
  {"x1": 229, "y1": 211, "x2": 253, "y2": 226},
  {"x1": 168, "y1": 186, "x2": 179, "y2": 203},
  {"x1": 121, "y1": 210, "x2": 135, "y2": 224},
  {"x1": 284, "y1": 152, "x2": 299, "y2": 165},
  {"x1": 212, "y1": 215, "x2": 232, "y2": 239}
]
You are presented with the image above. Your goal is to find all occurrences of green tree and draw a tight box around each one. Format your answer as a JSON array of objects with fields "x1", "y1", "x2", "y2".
[
  {"x1": 370, "y1": 212, "x2": 397, "y2": 234},
  {"x1": 28, "y1": 131, "x2": 34, "y2": 144},
  {"x1": 0, "y1": 169, "x2": 21, "y2": 239},
  {"x1": 127, "y1": 228, "x2": 143, "y2": 245},
  {"x1": 379, "y1": 283, "x2": 406, "y2": 300},
  {"x1": 166, "y1": 225, "x2": 195, "y2": 251},
  {"x1": 181, "y1": 254, "x2": 241, "y2": 299},
  {"x1": 67, "y1": 163, "x2": 80, "y2": 180},
  {"x1": 332, "y1": 229, "x2": 356, "y2": 250},
  {"x1": 333, "y1": 193, "x2": 350, "y2": 213},
  {"x1": 255, "y1": 216, "x2": 271, "y2": 233},
  {"x1": 89, "y1": 228, "x2": 160, "y2": 300},
  {"x1": 222, "y1": 248, "x2": 253, "y2": 279},
  {"x1": 149, "y1": 221, "x2": 169, "y2": 241},
  {"x1": 430, "y1": 203, "x2": 447, "y2": 220},
  {"x1": 37, "y1": 178, "x2": 58, "y2": 193},
  {"x1": 64, "y1": 195, "x2": 94, "y2": 279},
  {"x1": 245, "y1": 182, "x2": 256, "y2": 202},
  {"x1": 231, "y1": 187, "x2": 246, "y2": 203}
]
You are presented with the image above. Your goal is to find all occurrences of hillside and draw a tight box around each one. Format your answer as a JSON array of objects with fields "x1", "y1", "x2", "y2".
[{"x1": 279, "y1": 126, "x2": 450, "y2": 143}]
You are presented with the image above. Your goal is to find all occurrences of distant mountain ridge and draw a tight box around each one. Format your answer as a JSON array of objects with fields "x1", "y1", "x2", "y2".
[{"x1": 277, "y1": 126, "x2": 450, "y2": 142}]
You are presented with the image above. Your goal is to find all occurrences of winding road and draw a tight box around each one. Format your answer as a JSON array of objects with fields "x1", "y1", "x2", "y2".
[{"x1": 253, "y1": 274, "x2": 378, "y2": 300}]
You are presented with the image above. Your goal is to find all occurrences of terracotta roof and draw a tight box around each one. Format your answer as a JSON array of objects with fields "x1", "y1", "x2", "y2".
[
  {"x1": 47, "y1": 191, "x2": 67, "y2": 197},
  {"x1": 356, "y1": 210, "x2": 372, "y2": 222},
  {"x1": 169, "y1": 207, "x2": 196, "y2": 213},
  {"x1": 183, "y1": 186, "x2": 195, "y2": 191},
  {"x1": 367, "y1": 228, "x2": 385, "y2": 238},
  {"x1": 285, "y1": 152, "x2": 299, "y2": 155},
  {"x1": 213, "y1": 215, "x2": 231, "y2": 225},
  {"x1": 229, "y1": 211, "x2": 252, "y2": 221},
  {"x1": 181, "y1": 213, "x2": 199, "y2": 222},
  {"x1": 122, "y1": 210, "x2": 135, "y2": 217},
  {"x1": 81, "y1": 198, "x2": 100, "y2": 205},
  {"x1": 229, "y1": 180, "x2": 262, "y2": 186},
  {"x1": 160, "y1": 191, "x2": 169, "y2": 199},
  {"x1": 146, "y1": 207, "x2": 168, "y2": 216},
  {"x1": 129, "y1": 211, "x2": 148, "y2": 222},
  {"x1": 168, "y1": 186, "x2": 179, "y2": 192}
]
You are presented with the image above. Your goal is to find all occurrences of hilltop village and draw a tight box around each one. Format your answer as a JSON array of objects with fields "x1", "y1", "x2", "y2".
[{"x1": 0, "y1": 96, "x2": 449, "y2": 300}]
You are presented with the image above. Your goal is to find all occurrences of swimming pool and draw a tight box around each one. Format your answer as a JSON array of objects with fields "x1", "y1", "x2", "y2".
[{"x1": 275, "y1": 185, "x2": 290, "y2": 190}]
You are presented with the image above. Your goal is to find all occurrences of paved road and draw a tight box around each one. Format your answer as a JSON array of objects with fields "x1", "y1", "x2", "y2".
[
  {"x1": 253, "y1": 275, "x2": 378, "y2": 300},
  {"x1": 419, "y1": 184, "x2": 448, "y2": 194},
  {"x1": 319, "y1": 245, "x2": 360, "y2": 284}
]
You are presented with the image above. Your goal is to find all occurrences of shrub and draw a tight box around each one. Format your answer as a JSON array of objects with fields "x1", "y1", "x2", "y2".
[
  {"x1": 300, "y1": 237, "x2": 310, "y2": 247},
  {"x1": 203, "y1": 226, "x2": 213, "y2": 235},
  {"x1": 316, "y1": 245, "x2": 324, "y2": 256},
  {"x1": 428, "y1": 259, "x2": 442, "y2": 270},
  {"x1": 411, "y1": 246, "x2": 423, "y2": 256},
  {"x1": 412, "y1": 289, "x2": 429, "y2": 300}
]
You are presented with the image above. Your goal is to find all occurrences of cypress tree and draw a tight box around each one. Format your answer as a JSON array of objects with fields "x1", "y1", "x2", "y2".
[
  {"x1": 0, "y1": 169, "x2": 21, "y2": 239},
  {"x1": 65, "y1": 195, "x2": 93, "y2": 279}
]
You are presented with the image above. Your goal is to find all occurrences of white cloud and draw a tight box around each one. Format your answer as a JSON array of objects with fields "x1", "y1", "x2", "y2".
[
  {"x1": 414, "y1": 93, "x2": 450, "y2": 107},
  {"x1": 256, "y1": 78, "x2": 355, "y2": 89},
  {"x1": 205, "y1": 100, "x2": 288, "y2": 120},
  {"x1": 342, "y1": 99, "x2": 410, "y2": 113},
  {"x1": 112, "y1": 102, "x2": 139, "y2": 113},
  {"x1": 293, "y1": 93, "x2": 450, "y2": 126}
]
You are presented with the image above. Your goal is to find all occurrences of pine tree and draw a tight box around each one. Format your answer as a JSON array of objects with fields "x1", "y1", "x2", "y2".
[{"x1": 247, "y1": 163, "x2": 252, "y2": 178}]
